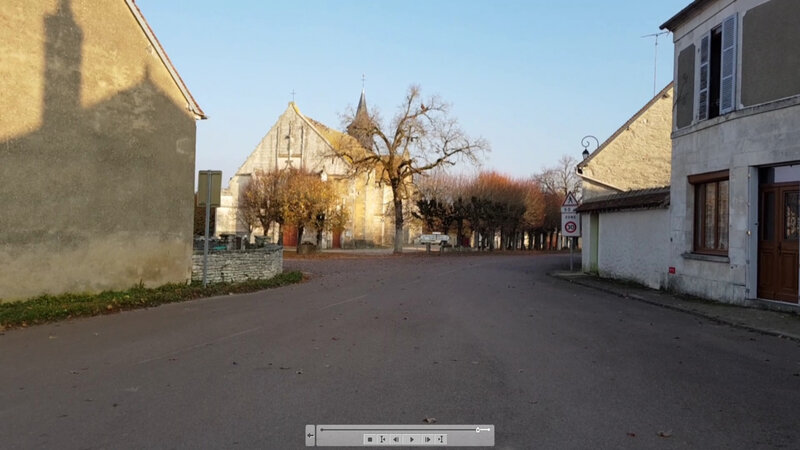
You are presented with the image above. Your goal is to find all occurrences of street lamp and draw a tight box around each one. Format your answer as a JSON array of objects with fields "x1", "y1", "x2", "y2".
[{"x1": 581, "y1": 135, "x2": 600, "y2": 160}]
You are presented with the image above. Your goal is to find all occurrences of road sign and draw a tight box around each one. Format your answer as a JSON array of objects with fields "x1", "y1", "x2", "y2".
[
  {"x1": 561, "y1": 191, "x2": 581, "y2": 238},
  {"x1": 560, "y1": 191, "x2": 579, "y2": 214},
  {"x1": 199, "y1": 170, "x2": 223, "y2": 288}
]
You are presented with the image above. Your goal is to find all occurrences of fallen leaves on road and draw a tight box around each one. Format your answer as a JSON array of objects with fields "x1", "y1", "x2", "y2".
[
  {"x1": 626, "y1": 432, "x2": 636, "y2": 438},
  {"x1": 423, "y1": 417, "x2": 437, "y2": 424}
]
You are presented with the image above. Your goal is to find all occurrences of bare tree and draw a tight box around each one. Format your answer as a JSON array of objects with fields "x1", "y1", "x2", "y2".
[
  {"x1": 536, "y1": 155, "x2": 581, "y2": 198},
  {"x1": 335, "y1": 85, "x2": 489, "y2": 253}
]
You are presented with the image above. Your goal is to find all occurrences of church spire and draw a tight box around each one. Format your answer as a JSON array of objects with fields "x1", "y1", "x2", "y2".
[
  {"x1": 354, "y1": 89, "x2": 368, "y2": 122},
  {"x1": 347, "y1": 85, "x2": 373, "y2": 150}
]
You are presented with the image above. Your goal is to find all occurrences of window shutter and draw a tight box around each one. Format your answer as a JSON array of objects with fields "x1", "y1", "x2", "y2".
[
  {"x1": 698, "y1": 33, "x2": 711, "y2": 121},
  {"x1": 720, "y1": 14, "x2": 737, "y2": 114}
]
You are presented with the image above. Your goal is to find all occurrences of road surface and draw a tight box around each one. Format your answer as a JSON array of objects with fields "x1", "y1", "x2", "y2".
[{"x1": 1, "y1": 253, "x2": 799, "y2": 449}]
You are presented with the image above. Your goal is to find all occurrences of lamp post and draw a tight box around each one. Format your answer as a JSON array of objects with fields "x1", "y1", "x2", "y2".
[
  {"x1": 581, "y1": 135, "x2": 600, "y2": 160},
  {"x1": 571, "y1": 136, "x2": 600, "y2": 271}
]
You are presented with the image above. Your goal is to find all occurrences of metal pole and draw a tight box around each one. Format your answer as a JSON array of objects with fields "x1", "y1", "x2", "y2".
[
  {"x1": 569, "y1": 236, "x2": 574, "y2": 272},
  {"x1": 203, "y1": 172, "x2": 211, "y2": 288}
]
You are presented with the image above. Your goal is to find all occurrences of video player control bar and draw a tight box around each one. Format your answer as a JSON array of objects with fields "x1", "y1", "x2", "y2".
[{"x1": 305, "y1": 424, "x2": 494, "y2": 447}]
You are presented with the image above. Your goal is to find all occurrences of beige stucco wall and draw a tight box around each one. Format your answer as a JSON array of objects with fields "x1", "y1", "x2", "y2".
[
  {"x1": 0, "y1": 0, "x2": 198, "y2": 301},
  {"x1": 667, "y1": 0, "x2": 800, "y2": 304},
  {"x1": 580, "y1": 86, "x2": 673, "y2": 201}
]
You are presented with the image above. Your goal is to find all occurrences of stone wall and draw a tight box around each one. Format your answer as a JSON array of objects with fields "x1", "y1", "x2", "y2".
[
  {"x1": 192, "y1": 246, "x2": 283, "y2": 284},
  {"x1": 579, "y1": 85, "x2": 673, "y2": 202}
]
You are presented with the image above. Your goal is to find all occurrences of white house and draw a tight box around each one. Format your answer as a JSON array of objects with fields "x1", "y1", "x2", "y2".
[
  {"x1": 576, "y1": 188, "x2": 670, "y2": 289},
  {"x1": 662, "y1": 0, "x2": 800, "y2": 306},
  {"x1": 576, "y1": 84, "x2": 673, "y2": 282}
]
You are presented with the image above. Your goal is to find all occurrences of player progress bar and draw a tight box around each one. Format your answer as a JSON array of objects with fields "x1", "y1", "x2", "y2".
[{"x1": 305, "y1": 424, "x2": 494, "y2": 447}]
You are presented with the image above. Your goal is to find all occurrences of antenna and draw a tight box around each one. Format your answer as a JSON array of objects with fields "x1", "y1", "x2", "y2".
[{"x1": 641, "y1": 31, "x2": 670, "y2": 97}]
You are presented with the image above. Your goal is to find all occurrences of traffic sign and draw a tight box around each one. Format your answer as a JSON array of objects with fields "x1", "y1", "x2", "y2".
[
  {"x1": 561, "y1": 191, "x2": 581, "y2": 237},
  {"x1": 560, "y1": 192, "x2": 579, "y2": 214}
]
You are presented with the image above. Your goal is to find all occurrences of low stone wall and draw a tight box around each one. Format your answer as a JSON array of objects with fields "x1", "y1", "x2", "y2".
[{"x1": 191, "y1": 245, "x2": 283, "y2": 284}]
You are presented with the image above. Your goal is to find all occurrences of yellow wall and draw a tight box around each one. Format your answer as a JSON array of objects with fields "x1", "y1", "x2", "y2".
[
  {"x1": 0, "y1": 0, "x2": 198, "y2": 300},
  {"x1": 580, "y1": 86, "x2": 673, "y2": 200}
]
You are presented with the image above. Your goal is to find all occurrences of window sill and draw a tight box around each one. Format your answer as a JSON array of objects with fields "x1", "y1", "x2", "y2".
[
  {"x1": 672, "y1": 94, "x2": 800, "y2": 138},
  {"x1": 681, "y1": 252, "x2": 730, "y2": 263}
]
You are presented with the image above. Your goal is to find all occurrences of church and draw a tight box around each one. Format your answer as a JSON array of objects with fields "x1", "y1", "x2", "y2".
[{"x1": 215, "y1": 92, "x2": 398, "y2": 248}]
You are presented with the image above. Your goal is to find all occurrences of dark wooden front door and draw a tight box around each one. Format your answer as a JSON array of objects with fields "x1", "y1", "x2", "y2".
[
  {"x1": 758, "y1": 184, "x2": 799, "y2": 303},
  {"x1": 283, "y1": 225, "x2": 298, "y2": 247},
  {"x1": 332, "y1": 228, "x2": 342, "y2": 249}
]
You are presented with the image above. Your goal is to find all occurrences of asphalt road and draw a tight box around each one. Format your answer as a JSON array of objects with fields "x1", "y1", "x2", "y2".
[{"x1": 2, "y1": 253, "x2": 799, "y2": 449}]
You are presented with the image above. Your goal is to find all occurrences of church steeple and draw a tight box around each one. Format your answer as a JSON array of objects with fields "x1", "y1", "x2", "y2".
[{"x1": 347, "y1": 87, "x2": 374, "y2": 150}]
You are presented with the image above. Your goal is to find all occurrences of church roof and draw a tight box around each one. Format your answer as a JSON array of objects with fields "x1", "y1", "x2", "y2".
[
  {"x1": 347, "y1": 90, "x2": 374, "y2": 150},
  {"x1": 290, "y1": 103, "x2": 370, "y2": 161},
  {"x1": 355, "y1": 90, "x2": 368, "y2": 122}
]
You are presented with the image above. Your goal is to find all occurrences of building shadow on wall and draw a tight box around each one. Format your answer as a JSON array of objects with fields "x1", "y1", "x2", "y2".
[{"x1": 1, "y1": 0, "x2": 196, "y2": 252}]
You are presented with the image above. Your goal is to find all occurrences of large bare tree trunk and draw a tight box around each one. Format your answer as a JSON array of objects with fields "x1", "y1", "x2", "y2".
[
  {"x1": 393, "y1": 195, "x2": 404, "y2": 254},
  {"x1": 296, "y1": 225, "x2": 304, "y2": 253}
]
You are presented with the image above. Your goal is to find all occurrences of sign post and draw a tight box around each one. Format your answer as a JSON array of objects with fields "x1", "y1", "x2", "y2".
[
  {"x1": 561, "y1": 192, "x2": 581, "y2": 271},
  {"x1": 198, "y1": 171, "x2": 222, "y2": 287}
]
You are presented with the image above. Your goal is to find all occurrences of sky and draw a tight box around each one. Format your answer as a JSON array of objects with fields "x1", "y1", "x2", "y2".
[{"x1": 136, "y1": 0, "x2": 690, "y2": 186}]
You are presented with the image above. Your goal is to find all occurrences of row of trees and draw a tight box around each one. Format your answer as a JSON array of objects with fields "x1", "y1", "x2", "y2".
[
  {"x1": 413, "y1": 155, "x2": 580, "y2": 250},
  {"x1": 224, "y1": 85, "x2": 579, "y2": 253},
  {"x1": 237, "y1": 168, "x2": 347, "y2": 251}
]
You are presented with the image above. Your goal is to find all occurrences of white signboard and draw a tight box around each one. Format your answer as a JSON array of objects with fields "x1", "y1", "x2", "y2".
[
  {"x1": 561, "y1": 192, "x2": 581, "y2": 237},
  {"x1": 419, "y1": 233, "x2": 450, "y2": 244}
]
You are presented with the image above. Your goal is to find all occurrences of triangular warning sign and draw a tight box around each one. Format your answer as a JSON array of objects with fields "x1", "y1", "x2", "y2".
[{"x1": 562, "y1": 191, "x2": 578, "y2": 207}]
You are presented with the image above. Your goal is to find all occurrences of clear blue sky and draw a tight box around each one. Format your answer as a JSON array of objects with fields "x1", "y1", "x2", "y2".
[{"x1": 136, "y1": 0, "x2": 689, "y2": 185}]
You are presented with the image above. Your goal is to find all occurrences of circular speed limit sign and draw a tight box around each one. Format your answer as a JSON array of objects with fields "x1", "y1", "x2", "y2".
[{"x1": 564, "y1": 221, "x2": 577, "y2": 233}]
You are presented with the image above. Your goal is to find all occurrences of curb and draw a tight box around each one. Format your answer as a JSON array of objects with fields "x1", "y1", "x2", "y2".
[{"x1": 549, "y1": 272, "x2": 800, "y2": 343}]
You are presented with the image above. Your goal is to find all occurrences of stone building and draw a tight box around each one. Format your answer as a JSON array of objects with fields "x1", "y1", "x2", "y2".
[
  {"x1": 0, "y1": 0, "x2": 205, "y2": 301},
  {"x1": 662, "y1": 0, "x2": 800, "y2": 306},
  {"x1": 215, "y1": 92, "x2": 397, "y2": 248},
  {"x1": 576, "y1": 84, "x2": 673, "y2": 283},
  {"x1": 577, "y1": 83, "x2": 674, "y2": 201}
]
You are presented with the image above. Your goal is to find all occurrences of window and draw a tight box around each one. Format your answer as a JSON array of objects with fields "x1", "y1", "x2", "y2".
[
  {"x1": 690, "y1": 171, "x2": 729, "y2": 254},
  {"x1": 697, "y1": 14, "x2": 737, "y2": 121}
]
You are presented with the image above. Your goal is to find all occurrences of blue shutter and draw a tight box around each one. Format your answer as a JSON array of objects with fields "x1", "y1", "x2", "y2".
[
  {"x1": 698, "y1": 33, "x2": 710, "y2": 121},
  {"x1": 720, "y1": 14, "x2": 737, "y2": 114}
]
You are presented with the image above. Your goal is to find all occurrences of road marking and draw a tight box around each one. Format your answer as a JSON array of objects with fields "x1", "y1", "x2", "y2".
[
  {"x1": 136, "y1": 326, "x2": 262, "y2": 365},
  {"x1": 319, "y1": 294, "x2": 367, "y2": 311}
]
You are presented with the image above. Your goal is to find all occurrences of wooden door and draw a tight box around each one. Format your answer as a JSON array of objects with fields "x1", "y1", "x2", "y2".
[
  {"x1": 758, "y1": 184, "x2": 799, "y2": 303},
  {"x1": 283, "y1": 225, "x2": 298, "y2": 247},
  {"x1": 332, "y1": 228, "x2": 342, "y2": 249}
]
